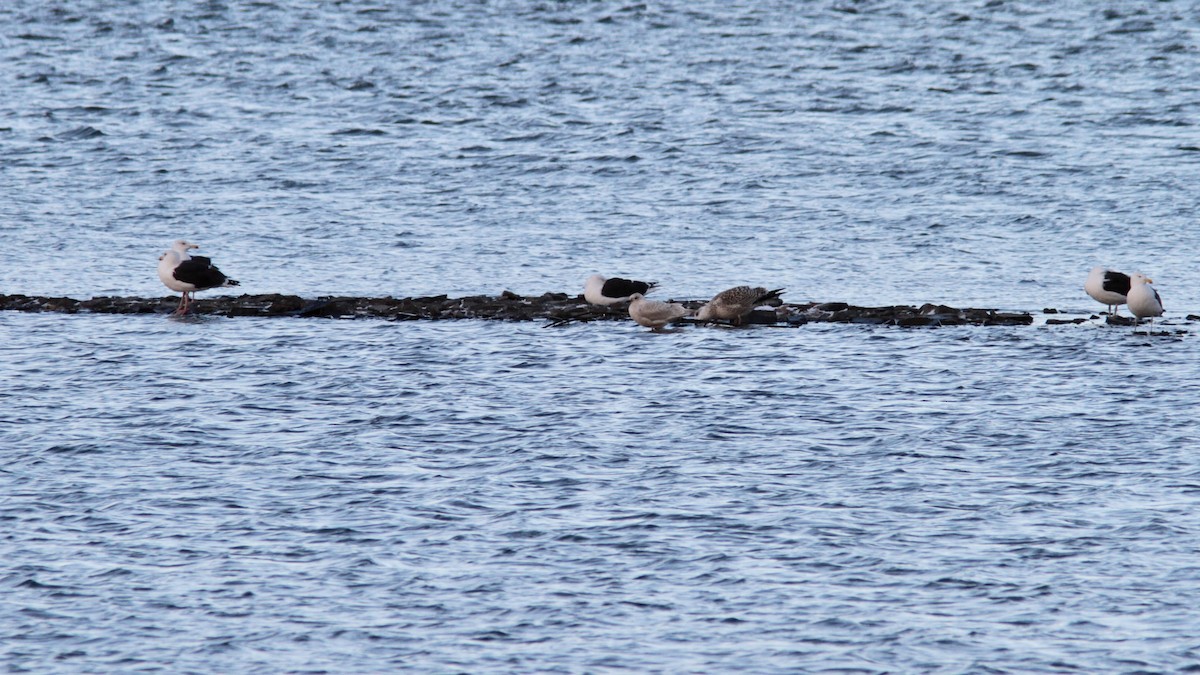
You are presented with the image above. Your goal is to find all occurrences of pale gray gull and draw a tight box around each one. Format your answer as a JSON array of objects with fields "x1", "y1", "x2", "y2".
[
  {"x1": 628, "y1": 293, "x2": 692, "y2": 331},
  {"x1": 1126, "y1": 273, "x2": 1164, "y2": 333}
]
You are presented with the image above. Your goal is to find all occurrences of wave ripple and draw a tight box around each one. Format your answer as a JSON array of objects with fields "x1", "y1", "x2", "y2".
[{"x1": 3, "y1": 314, "x2": 1199, "y2": 671}]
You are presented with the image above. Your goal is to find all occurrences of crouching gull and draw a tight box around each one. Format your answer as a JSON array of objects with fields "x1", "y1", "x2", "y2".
[
  {"x1": 628, "y1": 293, "x2": 692, "y2": 331},
  {"x1": 1126, "y1": 273, "x2": 1164, "y2": 333},
  {"x1": 584, "y1": 274, "x2": 657, "y2": 305},
  {"x1": 1085, "y1": 266, "x2": 1131, "y2": 316},
  {"x1": 157, "y1": 239, "x2": 240, "y2": 315},
  {"x1": 696, "y1": 286, "x2": 785, "y2": 325}
]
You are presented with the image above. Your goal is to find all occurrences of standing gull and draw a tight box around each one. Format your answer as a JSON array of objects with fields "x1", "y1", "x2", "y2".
[
  {"x1": 628, "y1": 293, "x2": 692, "y2": 331},
  {"x1": 157, "y1": 239, "x2": 240, "y2": 315},
  {"x1": 696, "y1": 286, "x2": 785, "y2": 325},
  {"x1": 584, "y1": 274, "x2": 656, "y2": 306},
  {"x1": 1126, "y1": 273, "x2": 1164, "y2": 334},
  {"x1": 1085, "y1": 266, "x2": 1131, "y2": 316}
]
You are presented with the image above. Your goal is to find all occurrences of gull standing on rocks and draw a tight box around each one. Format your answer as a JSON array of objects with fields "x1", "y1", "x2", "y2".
[
  {"x1": 628, "y1": 293, "x2": 692, "y2": 331},
  {"x1": 1126, "y1": 273, "x2": 1164, "y2": 334},
  {"x1": 584, "y1": 274, "x2": 656, "y2": 306},
  {"x1": 158, "y1": 239, "x2": 240, "y2": 315},
  {"x1": 1085, "y1": 266, "x2": 1131, "y2": 316},
  {"x1": 696, "y1": 286, "x2": 784, "y2": 325}
]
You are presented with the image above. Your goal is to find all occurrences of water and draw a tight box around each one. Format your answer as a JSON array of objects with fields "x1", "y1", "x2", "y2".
[
  {"x1": 3, "y1": 1, "x2": 1200, "y2": 672},
  {"x1": 2, "y1": 1, "x2": 1198, "y2": 308},
  {"x1": 4, "y1": 315, "x2": 1199, "y2": 672}
]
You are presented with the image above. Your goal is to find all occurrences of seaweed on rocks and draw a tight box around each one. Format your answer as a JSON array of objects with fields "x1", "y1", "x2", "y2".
[{"x1": 0, "y1": 292, "x2": 1040, "y2": 327}]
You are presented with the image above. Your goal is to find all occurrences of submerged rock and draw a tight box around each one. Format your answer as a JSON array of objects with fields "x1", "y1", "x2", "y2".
[{"x1": 0, "y1": 291, "x2": 1045, "y2": 327}]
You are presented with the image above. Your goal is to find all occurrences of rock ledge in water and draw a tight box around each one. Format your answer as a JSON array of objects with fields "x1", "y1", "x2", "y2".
[{"x1": 0, "y1": 292, "x2": 1037, "y2": 326}]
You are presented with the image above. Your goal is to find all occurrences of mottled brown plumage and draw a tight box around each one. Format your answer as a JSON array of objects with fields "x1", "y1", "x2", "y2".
[{"x1": 696, "y1": 286, "x2": 784, "y2": 324}]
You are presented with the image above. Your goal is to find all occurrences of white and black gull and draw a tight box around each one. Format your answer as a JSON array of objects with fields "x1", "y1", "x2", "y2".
[
  {"x1": 1084, "y1": 266, "x2": 1131, "y2": 316},
  {"x1": 584, "y1": 274, "x2": 656, "y2": 306},
  {"x1": 157, "y1": 239, "x2": 240, "y2": 315}
]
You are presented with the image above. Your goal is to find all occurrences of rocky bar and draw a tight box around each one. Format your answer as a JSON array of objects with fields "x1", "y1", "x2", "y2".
[{"x1": 0, "y1": 292, "x2": 1042, "y2": 326}]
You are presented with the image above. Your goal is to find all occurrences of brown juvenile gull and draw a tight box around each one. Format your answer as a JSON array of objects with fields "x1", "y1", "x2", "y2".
[
  {"x1": 1126, "y1": 273, "x2": 1164, "y2": 334},
  {"x1": 157, "y1": 239, "x2": 240, "y2": 315},
  {"x1": 584, "y1": 274, "x2": 657, "y2": 306},
  {"x1": 628, "y1": 293, "x2": 692, "y2": 331},
  {"x1": 696, "y1": 286, "x2": 784, "y2": 325},
  {"x1": 1084, "y1": 266, "x2": 1131, "y2": 316}
]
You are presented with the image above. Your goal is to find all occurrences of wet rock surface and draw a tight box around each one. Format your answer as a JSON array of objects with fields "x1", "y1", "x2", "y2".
[{"x1": 0, "y1": 292, "x2": 1042, "y2": 326}]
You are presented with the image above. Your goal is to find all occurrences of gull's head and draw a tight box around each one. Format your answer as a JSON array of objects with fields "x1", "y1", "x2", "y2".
[
  {"x1": 1131, "y1": 273, "x2": 1154, "y2": 285},
  {"x1": 172, "y1": 239, "x2": 200, "y2": 252},
  {"x1": 628, "y1": 293, "x2": 644, "y2": 302}
]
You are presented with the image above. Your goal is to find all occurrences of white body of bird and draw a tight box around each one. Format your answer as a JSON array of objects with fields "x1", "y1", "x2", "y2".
[
  {"x1": 1084, "y1": 266, "x2": 1131, "y2": 315},
  {"x1": 584, "y1": 274, "x2": 656, "y2": 305},
  {"x1": 1126, "y1": 273, "x2": 1163, "y2": 332},
  {"x1": 157, "y1": 240, "x2": 239, "y2": 314},
  {"x1": 158, "y1": 240, "x2": 198, "y2": 293}
]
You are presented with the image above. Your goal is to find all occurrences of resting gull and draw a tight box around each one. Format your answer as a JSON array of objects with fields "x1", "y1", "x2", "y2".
[
  {"x1": 696, "y1": 286, "x2": 785, "y2": 325},
  {"x1": 1126, "y1": 273, "x2": 1163, "y2": 334},
  {"x1": 584, "y1": 274, "x2": 656, "y2": 306},
  {"x1": 1084, "y1": 266, "x2": 1131, "y2": 316},
  {"x1": 157, "y1": 240, "x2": 240, "y2": 315},
  {"x1": 628, "y1": 293, "x2": 692, "y2": 331}
]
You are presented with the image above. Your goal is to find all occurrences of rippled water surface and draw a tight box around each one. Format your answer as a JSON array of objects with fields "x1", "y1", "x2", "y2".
[
  {"x1": 3, "y1": 0, "x2": 1199, "y2": 308},
  {"x1": 3, "y1": 1, "x2": 1200, "y2": 672},
  {"x1": 5, "y1": 314, "x2": 1200, "y2": 672}
]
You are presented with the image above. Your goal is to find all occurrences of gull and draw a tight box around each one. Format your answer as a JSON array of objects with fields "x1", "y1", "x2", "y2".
[
  {"x1": 157, "y1": 240, "x2": 240, "y2": 315},
  {"x1": 1084, "y1": 266, "x2": 1131, "y2": 316},
  {"x1": 696, "y1": 286, "x2": 784, "y2": 325},
  {"x1": 584, "y1": 274, "x2": 656, "y2": 306},
  {"x1": 628, "y1": 293, "x2": 692, "y2": 331},
  {"x1": 1126, "y1": 273, "x2": 1163, "y2": 334}
]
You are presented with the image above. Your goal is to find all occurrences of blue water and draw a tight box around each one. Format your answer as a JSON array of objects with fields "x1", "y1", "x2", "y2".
[{"x1": 3, "y1": 1, "x2": 1200, "y2": 672}]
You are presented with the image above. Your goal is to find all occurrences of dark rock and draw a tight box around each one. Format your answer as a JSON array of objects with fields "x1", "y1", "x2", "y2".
[
  {"x1": 815, "y1": 302, "x2": 849, "y2": 312},
  {"x1": 918, "y1": 303, "x2": 958, "y2": 315},
  {"x1": 296, "y1": 300, "x2": 348, "y2": 318},
  {"x1": 40, "y1": 296, "x2": 81, "y2": 313},
  {"x1": 985, "y1": 313, "x2": 1034, "y2": 326},
  {"x1": 924, "y1": 313, "x2": 962, "y2": 324},
  {"x1": 0, "y1": 292, "x2": 1057, "y2": 328},
  {"x1": 267, "y1": 294, "x2": 307, "y2": 314},
  {"x1": 744, "y1": 309, "x2": 781, "y2": 325}
]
